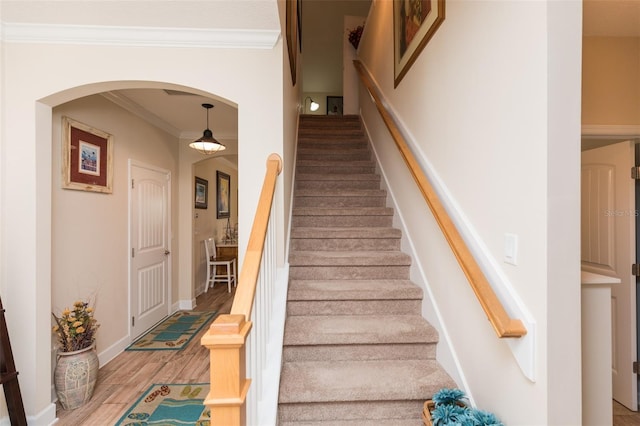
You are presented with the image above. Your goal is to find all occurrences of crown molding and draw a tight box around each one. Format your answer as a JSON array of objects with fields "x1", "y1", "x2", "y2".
[
  {"x1": 1, "y1": 22, "x2": 280, "y2": 49},
  {"x1": 582, "y1": 124, "x2": 640, "y2": 138},
  {"x1": 101, "y1": 91, "x2": 182, "y2": 137}
]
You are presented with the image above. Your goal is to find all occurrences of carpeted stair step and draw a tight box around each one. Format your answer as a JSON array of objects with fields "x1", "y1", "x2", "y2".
[
  {"x1": 298, "y1": 138, "x2": 369, "y2": 150},
  {"x1": 294, "y1": 189, "x2": 386, "y2": 208},
  {"x1": 298, "y1": 126, "x2": 364, "y2": 136},
  {"x1": 292, "y1": 207, "x2": 394, "y2": 227},
  {"x1": 279, "y1": 114, "x2": 455, "y2": 424},
  {"x1": 300, "y1": 114, "x2": 361, "y2": 125},
  {"x1": 289, "y1": 251, "x2": 411, "y2": 280},
  {"x1": 296, "y1": 160, "x2": 375, "y2": 174},
  {"x1": 291, "y1": 227, "x2": 401, "y2": 251},
  {"x1": 283, "y1": 314, "x2": 437, "y2": 349},
  {"x1": 279, "y1": 419, "x2": 422, "y2": 426},
  {"x1": 279, "y1": 401, "x2": 427, "y2": 425},
  {"x1": 295, "y1": 173, "x2": 381, "y2": 190},
  {"x1": 289, "y1": 250, "x2": 411, "y2": 265},
  {"x1": 297, "y1": 148, "x2": 371, "y2": 162},
  {"x1": 286, "y1": 279, "x2": 422, "y2": 316},
  {"x1": 278, "y1": 359, "x2": 455, "y2": 422}
]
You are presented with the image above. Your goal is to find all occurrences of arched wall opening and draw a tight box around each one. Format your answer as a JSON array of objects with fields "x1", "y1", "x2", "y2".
[
  {"x1": 3, "y1": 38, "x2": 286, "y2": 422},
  {"x1": 45, "y1": 81, "x2": 239, "y2": 364}
]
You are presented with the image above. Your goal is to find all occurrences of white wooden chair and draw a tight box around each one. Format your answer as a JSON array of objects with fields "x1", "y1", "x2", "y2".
[{"x1": 204, "y1": 238, "x2": 236, "y2": 293}]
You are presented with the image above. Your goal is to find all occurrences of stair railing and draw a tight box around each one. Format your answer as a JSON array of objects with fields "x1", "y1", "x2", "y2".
[
  {"x1": 201, "y1": 153, "x2": 283, "y2": 425},
  {"x1": 353, "y1": 60, "x2": 526, "y2": 339}
]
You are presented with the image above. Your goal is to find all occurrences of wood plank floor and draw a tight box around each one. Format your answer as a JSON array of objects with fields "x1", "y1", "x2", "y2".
[
  {"x1": 614, "y1": 400, "x2": 640, "y2": 426},
  {"x1": 55, "y1": 283, "x2": 235, "y2": 425},
  {"x1": 54, "y1": 283, "x2": 640, "y2": 425}
]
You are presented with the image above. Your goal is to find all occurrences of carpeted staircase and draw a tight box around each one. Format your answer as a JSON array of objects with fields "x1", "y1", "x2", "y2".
[{"x1": 278, "y1": 115, "x2": 455, "y2": 425}]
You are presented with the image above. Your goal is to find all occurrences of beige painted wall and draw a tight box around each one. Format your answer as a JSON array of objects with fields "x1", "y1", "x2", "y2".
[
  {"x1": 583, "y1": 36, "x2": 640, "y2": 125},
  {"x1": 52, "y1": 94, "x2": 180, "y2": 358},
  {"x1": 301, "y1": 0, "x2": 371, "y2": 108},
  {"x1": 357, "y1": 0, "x2": 581, "y2": 424}
]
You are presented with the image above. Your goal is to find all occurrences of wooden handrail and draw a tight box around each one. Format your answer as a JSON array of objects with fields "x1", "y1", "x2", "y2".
[
  {"x1": 353, "y1": 60, "x2": 526, "y2": 338},
  {"x1": 201, "y1": 153, "x2": 283, "y2": 425},
  {"x1": 230, "y1": 153, "x2": 283, "y2": 320}
]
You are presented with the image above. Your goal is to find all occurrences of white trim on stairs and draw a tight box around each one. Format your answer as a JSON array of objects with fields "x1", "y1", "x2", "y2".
[{"x1": 361, "y1": 106, "x2": 537, "y2": 382}]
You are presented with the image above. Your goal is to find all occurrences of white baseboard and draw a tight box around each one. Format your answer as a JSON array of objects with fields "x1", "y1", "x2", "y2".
[
  {"x1": 175, "y1": 299, "x2": 195, "y2": 311},
  {"x1": 26, "y1": 402, "x2": 57, "y2": 426},
  {"x1": 97, "y1": 334, "x2": 131, "y2": 367}
]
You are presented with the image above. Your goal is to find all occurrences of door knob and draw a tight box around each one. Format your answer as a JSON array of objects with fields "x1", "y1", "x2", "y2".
[{"x1": 164, "y1": 250, "x2": 170, "y2": 256}]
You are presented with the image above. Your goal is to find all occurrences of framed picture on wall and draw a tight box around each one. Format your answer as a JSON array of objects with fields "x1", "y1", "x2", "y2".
[
  {"x1": 327, "y1": 96, "x2": 343, "y2": 115},
  {"x1": 286, "y1": 0, "x2": 299, "y2": 85},
  {"x1": 195, "y1": 177, "x2": 208, "y2": 209},
  {"x1": 393, "y1": 0, "x2": 445, "y2": 87},
  {"x1": 62, "y1": 116, "x2": 113, "y2": 193},
  {"x1": 216, "y1": 171, "x2": 231, "y2": 219}
]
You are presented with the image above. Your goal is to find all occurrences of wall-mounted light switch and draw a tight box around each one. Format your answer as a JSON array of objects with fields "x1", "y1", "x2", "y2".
[{"x1": 504, "y1": 233, "x2": 518, "y2": 265}]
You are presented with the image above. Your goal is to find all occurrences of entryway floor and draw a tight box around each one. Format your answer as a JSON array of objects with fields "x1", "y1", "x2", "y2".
[
  {"x1": 54, "y1": 283, "x2": 235, "y2": 425},
  {"x1": 614, "y1": 400, "x2": 640, "y2": 425}
]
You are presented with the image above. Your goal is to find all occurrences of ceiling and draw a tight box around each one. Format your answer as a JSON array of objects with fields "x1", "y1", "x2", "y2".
[
  {"x1": 100, "y1": 1, "x2": 638, "y2": 152},
  {"x1": 103, "y1": 89, "x2": 239, "y2": 157}
]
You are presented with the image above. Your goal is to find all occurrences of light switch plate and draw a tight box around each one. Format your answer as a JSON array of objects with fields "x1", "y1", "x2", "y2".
[{"x1": 504, "y1": 233, "x2": 518, "y2": 265}]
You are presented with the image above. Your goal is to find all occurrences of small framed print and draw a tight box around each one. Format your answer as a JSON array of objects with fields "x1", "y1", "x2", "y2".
[
  {"x1": 62, "y1": 117, "x2": 113, "y2": 193},
  {"x1": 216, "y1": 171, "x2": 230, "y2": 219},
  {"x1": 195, "y1": 177, "x2": 208, "y2": 209},
  {"x1": 327, "y1": 96, "x2": 343, "y2": 115}
]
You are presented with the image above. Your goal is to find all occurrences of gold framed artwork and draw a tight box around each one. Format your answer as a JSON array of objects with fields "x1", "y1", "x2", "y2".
[
  {"x1": 393, "y1": 0, "x2": 446, "y2": 87},
  {"x1": 62, "y1": 117, "x2": 113, "y2": 193}
]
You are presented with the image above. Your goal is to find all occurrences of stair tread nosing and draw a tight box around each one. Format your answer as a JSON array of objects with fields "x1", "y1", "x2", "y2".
[
  {"x1": 283, "y1": 314, "x2": 437, "y2": 346},
  {"x1": 289, "y1": 251, "x2": 411, "y2": 266},
  {"x1": 297, "y1": 159, "x2": 373, "y2": 166},
  {"x1": 287, "y1": 279, "x2": 423, "y2": 301},
  {"x1": 295, "y1": 173, "x2": 380, "y2": 181},
  {"x1": 293, "y1": 207, "x2": 393, "y2": 216},
  {"x1": 291, "y1": 227, "x2": 401, "y2": 239},
  {"x1": 295, "y1": 189, "x2": 386, "y2": 197},
  {"x1": 279, "y1": 359, "x2": 454, "y2": 403},
  {"x1": 279, "y1": 420, "x2": 421, "y2": 426}
]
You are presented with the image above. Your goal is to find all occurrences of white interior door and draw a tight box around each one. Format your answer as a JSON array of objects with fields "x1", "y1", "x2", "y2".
[
  {"x1": 582, "y1": 141, "x2": 637, "y2": 410},
  {"x1": 130, "y1": 162, "x2": 171, "y2": 340}
]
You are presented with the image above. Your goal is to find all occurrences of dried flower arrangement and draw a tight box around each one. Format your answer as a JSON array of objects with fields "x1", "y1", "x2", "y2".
[
  {"x1": 52, "y1": 300, "x2": 99, "y2": 352},
  {"x1": 347, "y1": 25, "x2": 364, "y2": 49},
  {"x1": 423, "y1": 388, "x2": 504, "y2": 426}
]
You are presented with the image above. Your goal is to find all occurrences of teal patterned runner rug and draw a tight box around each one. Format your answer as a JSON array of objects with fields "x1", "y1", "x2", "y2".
[
  {"x1": 125, "y1": 311, "x2": 217, "y2": 351},
  {"x1": 116, "y1": 383, "x2": 210, "y2": 425}
]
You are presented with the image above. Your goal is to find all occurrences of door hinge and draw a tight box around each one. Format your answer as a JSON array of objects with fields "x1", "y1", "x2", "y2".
[
  {"x1": 131, "y1": 179, "x2": 135, "y2": 189},
  {"x1": 634, "y1": 361, "x2": 638, "y2": 374},
  {"x1": 132, "y1": 248, "x2": 135, "y2": 258},
  {"x1": 632, "y1": 167, "x2": 640, "y2": 180},
  {"x1": 633, "y1": 264, "x2": 640, "y2": 276},
  {"x1": 132, "y1": 316, "x2": 135, "y2": 327}
]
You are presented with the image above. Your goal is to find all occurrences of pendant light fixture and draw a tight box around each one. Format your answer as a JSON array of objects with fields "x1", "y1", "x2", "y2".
[{"x1": 189, "y1": 103, "x2": 226, "y2": 155}]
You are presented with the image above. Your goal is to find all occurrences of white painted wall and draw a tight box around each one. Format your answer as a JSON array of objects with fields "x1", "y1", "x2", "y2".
[
  {"x1": 1, "y1": 33, "x2": 287, "y2": 426},
  {"x1": 343, "y1": 15, "x2": 366, "y2": 115},
  {"x1": 357, "y1": 0, "x2": 581, "y2": 424}
]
